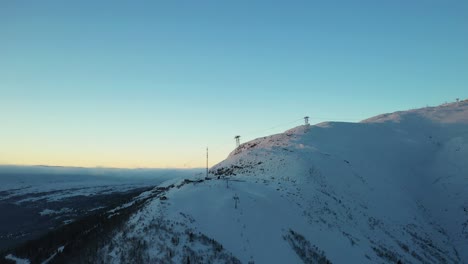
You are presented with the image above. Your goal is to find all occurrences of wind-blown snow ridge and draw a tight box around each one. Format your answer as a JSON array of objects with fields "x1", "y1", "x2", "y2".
[
  {"x1": 97, "y1": 101, "x2": 468, "y2": 263},
  {"x1": 362, "y1": 99, "x2": 468, "y2": 124}
]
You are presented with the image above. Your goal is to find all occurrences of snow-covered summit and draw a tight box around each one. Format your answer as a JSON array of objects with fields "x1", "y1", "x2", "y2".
[
  {"x1": 78, "y1": 102, "x2": 467, "y2": 263},
  {"x1": 362, "y1": 99, "x2": 468, "y2": 124}
]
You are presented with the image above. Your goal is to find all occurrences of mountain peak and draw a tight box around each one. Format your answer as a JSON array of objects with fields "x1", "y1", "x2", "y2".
[{"x1": 362, "y1": 99, "x2": 468, "y2": 124}]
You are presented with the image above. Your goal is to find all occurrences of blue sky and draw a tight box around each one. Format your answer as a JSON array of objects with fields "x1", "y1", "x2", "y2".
[{"x1": 1, "y1": 0, "x2": 467, "y2": 168}]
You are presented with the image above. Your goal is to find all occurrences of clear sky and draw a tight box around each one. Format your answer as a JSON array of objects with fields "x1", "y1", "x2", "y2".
[{"x1": 1, "y1": 0, "x2": 467, "y2": 168}]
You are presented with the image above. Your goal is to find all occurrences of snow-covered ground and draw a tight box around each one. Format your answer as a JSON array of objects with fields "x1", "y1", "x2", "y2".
[
  {"x1": 0, "y1": 166, "x2": 201, "y2": 203},
  {"x1": 0, "y1": 167, "x2": 202, "y2": 253},
  {"x1": 98, "y1": 100, "x2": 468, "y2": 263},
  {"x1": 4, "y1": 254, "x2": 30, "y2": 264}
]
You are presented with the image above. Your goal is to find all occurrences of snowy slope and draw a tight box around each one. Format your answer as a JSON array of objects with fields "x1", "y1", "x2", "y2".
[{"x1": 96, "y1": 100, "x2": 468, "y2": 263}]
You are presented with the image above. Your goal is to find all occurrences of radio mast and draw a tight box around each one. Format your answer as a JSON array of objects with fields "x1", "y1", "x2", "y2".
[{"x1": 206, "y1": 147, "x2": 209, "y2": 178}]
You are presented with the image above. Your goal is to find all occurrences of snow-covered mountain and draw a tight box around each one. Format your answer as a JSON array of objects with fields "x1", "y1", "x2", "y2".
[
  {"x1": 90, "y1": 100, "x2": 467, "y2": 264},
  {"x1": 4, "y1": 100, "x2": 468, "y2": 264}
]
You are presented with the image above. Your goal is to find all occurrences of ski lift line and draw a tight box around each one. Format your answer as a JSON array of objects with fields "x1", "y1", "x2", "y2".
[
  {"x1": 242, "y1": 117, "x2": 304, "y2": 137},
  {"x1": 309, "y1": 116, "x2": 362, "y2": 121},
  {"x1": 215, "y1": 115, "x2": 360, "y2": 144},
  {"x1": 246, "y1": 116, "x2": 361, "y2": 137},
  {"x1": 209, "y1": 116, "x2": 315, "y2": 148},
  {"x1": 207, "y1": 115, "x2": 362, "y2": 149},
  {"x1": 217, "y1": 118, "x2": 304, "y2": 147},
  {"x1": 205, "y1": 117, "x2": 305, "y2": 148}
]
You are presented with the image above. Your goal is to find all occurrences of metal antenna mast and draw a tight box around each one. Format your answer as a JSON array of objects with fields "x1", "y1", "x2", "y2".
[
  {"x1": 234, "y1": 135, "x2": 241, "y2": 148},
  {"x1": 206, "y1": 147, "x2": 209, "y2": 178}
]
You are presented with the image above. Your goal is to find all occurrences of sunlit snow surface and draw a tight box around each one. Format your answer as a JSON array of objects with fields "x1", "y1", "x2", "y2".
[{"x1": 98, "y1": 101, "x2": 468, "y2": 263}]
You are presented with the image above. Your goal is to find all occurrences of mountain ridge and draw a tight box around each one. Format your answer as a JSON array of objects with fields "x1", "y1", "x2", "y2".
[
  {"x1": 3, "y1": 101, "x2": 467, "y2": 263},
  {"x1": 101, "y1": 101, "x2": 468, "y2": 263}
]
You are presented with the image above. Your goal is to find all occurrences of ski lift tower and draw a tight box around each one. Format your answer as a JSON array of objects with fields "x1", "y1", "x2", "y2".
[{"x1": 234, "y1": 135, "x2": 241, "y2": 148}]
